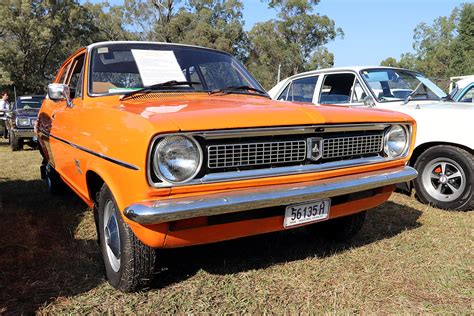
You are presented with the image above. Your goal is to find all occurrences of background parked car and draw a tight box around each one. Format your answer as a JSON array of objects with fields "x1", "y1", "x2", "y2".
[
  {"x1": 269, "y1": 66, "x2": 473, "y2": 211},
  {"x1": 6, "y1": 95, "x2": 44, "y2": 151},
  {"x1": 449, "y1": 76, "x2": 474, "y2": 103}
]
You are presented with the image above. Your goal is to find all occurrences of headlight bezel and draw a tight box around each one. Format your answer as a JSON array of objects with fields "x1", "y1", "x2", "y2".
[
  {"x1": 16, "y1": 117, "x2": 32, "y2": 127},
  {"x1": 151, "y1": 135, "x2": 203, "y2": 184},
  {"x1": 383, "y1": 124, "x2": 410, "y2": 159}
]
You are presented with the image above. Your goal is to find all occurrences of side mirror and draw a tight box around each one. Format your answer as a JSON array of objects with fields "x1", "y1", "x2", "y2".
[
  {"x1": 48, "y1": 83, "x2": 73, "y2": 108},
  {"x1": 363, "y1": 95, "x2": 376, "y2": 107}
]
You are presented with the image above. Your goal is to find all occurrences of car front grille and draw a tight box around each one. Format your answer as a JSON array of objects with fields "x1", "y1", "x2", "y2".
[
  {"x1": 208, "y1": 140, "x2": 307, "y2": 169},
  {"x1": 323, "y1": 134, "x2": 383, "y2": 159}
]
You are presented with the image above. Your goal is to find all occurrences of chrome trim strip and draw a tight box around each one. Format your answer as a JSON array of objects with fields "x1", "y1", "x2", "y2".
[
  {"x1": 40, "y1": 128, "x2": 139, "y2": 171},
  {"x1": 125, "y1": 166, "x2": 418, "y2": 225}
]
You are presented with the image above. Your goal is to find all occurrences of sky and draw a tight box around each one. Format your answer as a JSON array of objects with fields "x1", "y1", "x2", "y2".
[{"x1": 89, "y1": 0, "x2": 466, "y2": 67}]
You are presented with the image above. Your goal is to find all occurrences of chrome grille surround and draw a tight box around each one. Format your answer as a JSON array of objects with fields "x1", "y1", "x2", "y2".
[
  {"x1": 147, "y1": 123, "x2": 413, "y2": 188},
  {"x1": 323, "y1": 134, "x2": 383, "y2": 159},
  {"x1": 208, "y1": 140, "x2": 306, "y2": 169}
]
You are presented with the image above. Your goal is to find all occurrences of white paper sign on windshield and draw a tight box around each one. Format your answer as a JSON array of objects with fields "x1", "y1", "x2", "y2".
[{"x1": 131, "y1": 49, "x2": 186, "y2": 87}]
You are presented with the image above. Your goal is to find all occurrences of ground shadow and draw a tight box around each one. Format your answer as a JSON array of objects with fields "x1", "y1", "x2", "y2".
[
  {"x1": 0, "y1": 179, "x2": 103, "y2": 314},
  {"x1": 151, "y1": 201, "x2": 422, "y2": 289}
]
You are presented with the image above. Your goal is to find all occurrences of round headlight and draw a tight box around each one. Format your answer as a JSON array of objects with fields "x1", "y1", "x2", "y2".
[
  {"x1": 17, "y1": 117, "x2": 31, "y2": 127},
  {"x1": 153, "y1": 135, "x2": 202, "y2": 183},
  {"x1": 384, "y1": 125, "x2": 408, "y2": 158}
]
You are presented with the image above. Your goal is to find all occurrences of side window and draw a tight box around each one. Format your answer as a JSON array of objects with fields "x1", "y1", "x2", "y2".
[
  {"x1": 351, "y1": 80, "x2": 367, "y2": 103},
  {"x1": 278, "y1": 76, "x2": 318, "y2": 103},
  {"x1": 57, "y1": 62, "x2": 71, "y2": 84},
  {"x1": 66, "y1": 54, "x2": 86, "y2": 99},
  {"x1": 320, "y1": 73, "x2": 356, "y2": 104},
  {"x1": 460, "y1": 86, "x2": 474, "y2": 103}
]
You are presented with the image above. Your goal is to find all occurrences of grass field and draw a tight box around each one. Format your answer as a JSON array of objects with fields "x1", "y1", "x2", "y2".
[{"x1": 0, "y1": 139, "x2": 472, "y2": 314}]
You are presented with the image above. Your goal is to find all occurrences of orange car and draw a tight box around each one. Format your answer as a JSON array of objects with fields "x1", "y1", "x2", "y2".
[{"x1": 37, "y1": 41, "x2": 417, "y2": 292}]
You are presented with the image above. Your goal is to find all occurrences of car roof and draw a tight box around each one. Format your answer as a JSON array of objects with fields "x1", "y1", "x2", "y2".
[
  {"x1": 284, "y1": 66, "x2": 416, "y2": 80},
  {"x1": 86, "y1": 41, "x2": 229, "y2": 55}
]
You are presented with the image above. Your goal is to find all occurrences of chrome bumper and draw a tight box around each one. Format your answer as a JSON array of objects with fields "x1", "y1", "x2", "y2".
[
  {"x1": 124, "y1": 166, "x2": 417, "y2": 225},
  {"x1": 12, "y1": 128, "x2": 35, "y2": 138}
]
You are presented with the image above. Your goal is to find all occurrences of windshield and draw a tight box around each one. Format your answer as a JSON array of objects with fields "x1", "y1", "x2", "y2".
[
  {"x1": 89, "y1": 43, "x2": 264, "y2": 96},
  {"x1": 360, "y1": 68, "x2": 447, "y2": 102},
  {"x1": 16, "y1": 96, "x2": 44, "y2": 109}
]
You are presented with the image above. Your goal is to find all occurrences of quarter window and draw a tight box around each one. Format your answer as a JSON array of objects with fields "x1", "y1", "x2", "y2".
[
  {"x1": 459, "y1": 86, "x2": 474, "y2": 103},
  {"x1": 278, "y1": 76, "x2": 318, "y2": 103}
]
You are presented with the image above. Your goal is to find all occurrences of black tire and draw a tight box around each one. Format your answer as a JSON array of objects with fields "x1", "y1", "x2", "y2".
[
  {"x1": 307, "y1": 211, "x2": 366, "y2": 242},
  {"x1": 413, "y1": 145, "x2": 473, "y2": 211},
  {"x1": 45, "y1": 164, "x2": 67, "y2": 195},
  {"x1": 10, "y1": 132, "x2": 23, "y2": 151},
  {"x1": 98, "y1": 184, "x2": 157, "y2": 292}
]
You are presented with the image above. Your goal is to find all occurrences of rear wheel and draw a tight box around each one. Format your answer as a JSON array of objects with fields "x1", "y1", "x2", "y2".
[
  {"x1": 307, "y1": 211, "x2": 366, "y2": 241},
  {"x1": 10, "y1": 132, "x2": 23, "y2": 151},
  {"x1": 98, "y1": 184, "x2": 157, "y2": 292},
  {"x1": 45, "y1": 164, "x2": 67, "y2": 195},
  {"x1": 414, "y1": 145, "x2": 473, "y2": 211}
]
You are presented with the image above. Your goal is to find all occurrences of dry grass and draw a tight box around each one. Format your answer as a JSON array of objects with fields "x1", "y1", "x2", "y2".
[{"x1": 0, "y1": 139, "x2": 472, "y2": 314}]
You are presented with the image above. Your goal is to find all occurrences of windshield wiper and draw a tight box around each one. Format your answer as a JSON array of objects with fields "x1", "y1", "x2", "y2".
[
  {"x1": 120, "y1": 80, "x2": 201, "y2": 100},
  {"x1": 210, "y1": 85, "x2": 269, "y2": 97},
  {"x1": 403, "y1": 82, "x2": 423, "y2": 105}
]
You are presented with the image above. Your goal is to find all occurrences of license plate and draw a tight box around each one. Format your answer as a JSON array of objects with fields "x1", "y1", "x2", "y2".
[{"x1": 284, "y1": 199, "x2": 331, "y2": 228}]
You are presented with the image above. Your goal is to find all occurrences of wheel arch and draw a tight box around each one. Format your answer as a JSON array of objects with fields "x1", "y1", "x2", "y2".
[{"x1": 410, "y1": 141, "x2": 474, "y2": 166}]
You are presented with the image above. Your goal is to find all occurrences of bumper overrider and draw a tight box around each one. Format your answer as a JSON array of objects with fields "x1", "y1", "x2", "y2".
[{"x1": 124, "y1": 166, "x2": 417, "y2": 225}]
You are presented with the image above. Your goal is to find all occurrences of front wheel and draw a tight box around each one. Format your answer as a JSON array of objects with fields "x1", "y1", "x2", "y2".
[
  {"x1": 98, "y1": 184, "x2": 157, "y2": 292},
  {"x1": 414, "y1": 145, "x2": 473, "y2": 211},
  {"x1": 307, "y1": 211, "x2": 366, "y2": 242},
  {"x1": 9, "y1": 132, "x2": 23, "y2": 151}
]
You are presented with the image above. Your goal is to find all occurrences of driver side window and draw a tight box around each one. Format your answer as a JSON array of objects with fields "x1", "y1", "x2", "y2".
[{"x1": 66, "y1": 54, "x2": 85, "y2": 99}]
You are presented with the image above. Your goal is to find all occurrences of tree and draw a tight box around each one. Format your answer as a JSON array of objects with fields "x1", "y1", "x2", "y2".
[
  {"x1": 247, "y1": 0, "x2": 342, "y2": 89},
  {"x1": 123, "y1": 0, "x2": 248, "y2": 60},
  {"x1": 0, "y1": 0, "x2": 98, "y2": 94},
  {"x1": 379, "y1": 3, "x2": 473, "y2": 86}
]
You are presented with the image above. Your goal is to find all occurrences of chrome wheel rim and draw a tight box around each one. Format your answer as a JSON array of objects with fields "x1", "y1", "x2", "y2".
[
  {"x1": 421, "y1": 157, "x2": 466, "y2": 202},
  {"x1": 103, "y1": 200, "x2": 121, "y2": 272}
]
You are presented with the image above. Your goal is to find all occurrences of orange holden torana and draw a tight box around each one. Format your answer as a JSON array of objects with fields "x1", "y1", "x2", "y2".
[{"x1": 37, "y1": 41, "x2": 417, "y2": 292}]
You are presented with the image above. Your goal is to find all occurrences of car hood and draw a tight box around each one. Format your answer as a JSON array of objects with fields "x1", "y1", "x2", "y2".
[
  {"x1": 381, "y1": 100, "x2": 474, "y2": 111},
  {"x1": 119, "y1": 94, "x2": 413, "y2": 132},
  {"x1": 14, "y1": 108, "x2": 40, "y2": 117}
]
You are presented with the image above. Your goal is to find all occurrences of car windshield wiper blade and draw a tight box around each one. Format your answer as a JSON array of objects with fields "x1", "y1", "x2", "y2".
[
  {"x1": 403, "y1": 82, "x2": 423, "y2": 105},
  {"x1": 210, "y1": 85, "x2": 269, "y2": 97},
  {"x1": 120, "y1": 80, "x2": 201, "y2": 100}
]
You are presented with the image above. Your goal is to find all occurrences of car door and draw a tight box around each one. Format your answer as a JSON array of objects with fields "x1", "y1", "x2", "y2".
[
  {"x1": 457, "y1": 84, "x2": 474, "y2": 103},
  {"x1": 48, "y1": 51, "x2": 86, "y2": 189},
  {"x1": 316, "y1": 72, "x2": 368, "y2": 106},
  {"x1": 276, "y1": 75, "x2": 319, "y2": 103}
]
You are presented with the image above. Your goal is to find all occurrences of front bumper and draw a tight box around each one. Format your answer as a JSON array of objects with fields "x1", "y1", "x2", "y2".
[
  {"x1": 12, "y1": 128, "x2": 35, "y2": 138},
  {"x1": 124, "y1": 166, "x2": 418, "y2": 225}
]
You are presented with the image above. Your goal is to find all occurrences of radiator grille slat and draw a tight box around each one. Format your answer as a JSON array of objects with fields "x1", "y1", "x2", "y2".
[
  {"x1": 207, "y1": 133, "x2": 384, "y2": 169},
  {"x1": 323, "y1": 134, "x2": 383, "y2": 159},
  {"x1": 208, "y1": 141, "x2": 307, "y2": 168}
]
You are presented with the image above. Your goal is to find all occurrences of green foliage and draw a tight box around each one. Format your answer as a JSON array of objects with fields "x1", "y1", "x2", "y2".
[
  {"x1": 380, "y1": 3, "x2": 473, "y2": 86},
  {"x1": 0, "y1": 0, "x2": 342, "y2": 93},
  {"x1": 0, "y1": 0, "x2": 99, "y2": 94},
  {"x1": 247, "y1": 0, "x2": 342, "y2": 89}
]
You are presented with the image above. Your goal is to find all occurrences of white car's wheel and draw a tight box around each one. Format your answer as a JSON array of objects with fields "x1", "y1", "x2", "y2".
[{"x1": 414, "y1": 145, "x2": 473, "y2": 211}]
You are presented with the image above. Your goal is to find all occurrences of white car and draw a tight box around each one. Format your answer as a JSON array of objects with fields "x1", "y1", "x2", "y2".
[{"x1": 269, "y1": 66, "x2": 473, "y2": 210}]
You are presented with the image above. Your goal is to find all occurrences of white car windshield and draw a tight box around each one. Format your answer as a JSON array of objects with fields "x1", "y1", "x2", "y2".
[{"x1": 360, "y1": 68, "x2": 447, "y2": 102}]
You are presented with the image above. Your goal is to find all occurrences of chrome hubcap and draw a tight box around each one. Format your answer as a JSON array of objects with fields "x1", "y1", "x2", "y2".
[
  {"x1": 421, "y1": 158, "x2": 466, "y2": 202},
  {"x1": 103, "y1": 200, "x2": 121, "y2": 272}
]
